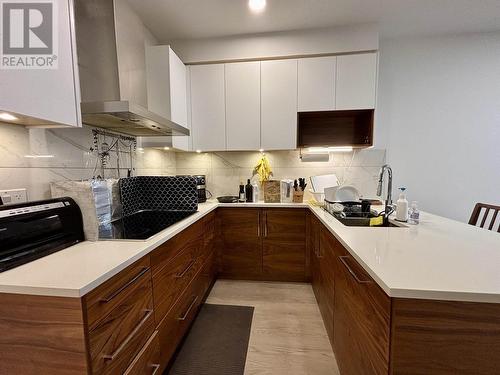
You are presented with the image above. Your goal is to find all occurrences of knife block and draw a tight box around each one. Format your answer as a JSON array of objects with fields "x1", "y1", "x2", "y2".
[{"x1": 293, "y1": 190, "x2": 304, "y2": 203}]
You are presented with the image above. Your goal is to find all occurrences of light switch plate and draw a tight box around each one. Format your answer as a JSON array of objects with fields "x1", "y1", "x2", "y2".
[{"x1": 0, "y1": 188, "x2": 28, "y2": 204}]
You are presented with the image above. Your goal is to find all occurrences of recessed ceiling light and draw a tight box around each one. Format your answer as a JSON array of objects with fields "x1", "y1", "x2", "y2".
[
  {"x1": 248, "y1": 0, "x2": 266, "y2": 13},
  {"x1": 196, "y1": 149, "x2": 202, "y2": 153},
  {"x1": 0, "y1": 112, "x2": 18, "y2": 121},
  {"x1": 163, "y1": 146, "x2": 170, "y2": 150}
]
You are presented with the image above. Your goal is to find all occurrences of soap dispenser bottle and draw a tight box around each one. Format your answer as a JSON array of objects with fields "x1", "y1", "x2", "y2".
[{"x1": 395, "y1": 187, "x2": 409, "y2": 222}]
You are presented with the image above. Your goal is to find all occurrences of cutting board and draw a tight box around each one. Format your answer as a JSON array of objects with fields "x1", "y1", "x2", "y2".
[{"x1": 310, "y1": 174, "x2": 339, "y2": 193}]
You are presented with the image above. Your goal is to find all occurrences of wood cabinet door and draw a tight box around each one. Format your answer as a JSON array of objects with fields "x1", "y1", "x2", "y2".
[
  {"x1": 334, "y1": 254, "x2": 391, "y2": 375},
  {"x1": 310, "y1": 214, "x2": 322, "y2": 303},
  {"x1": 262, "y1": 209, "x2": 306, "y2": 281},
  {"x1": 219, "y1": 208, "x2": 262, "y2": 279},
  {"x1": 318, "y1": 227, "x2": 336, "y2": 346}
]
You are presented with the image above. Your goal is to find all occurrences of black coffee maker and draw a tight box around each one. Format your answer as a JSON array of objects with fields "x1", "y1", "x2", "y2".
[{"x1": 194, "y1": 175, "x2": 208, "y2": 203}]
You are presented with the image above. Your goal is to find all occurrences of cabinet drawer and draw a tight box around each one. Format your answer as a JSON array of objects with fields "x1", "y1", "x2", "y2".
[
  {"x1": 152, "y1": 238, "x2": 203, "y2": 324},
  {"x1": 150, "y1": 220, "x2": 204, "y2": 275},
  {"x1": 88, "y1": 276, "x2": 155, "y2": 375},
  {"x1": 157, "y1": 270, "x2": 205, "y2": 368},
  {"x1": 124, "y1": 331, "x2": 161, "y2": 375},
  {"x1": 85, "y1": 256, "x2": 151, "y2": 329}
]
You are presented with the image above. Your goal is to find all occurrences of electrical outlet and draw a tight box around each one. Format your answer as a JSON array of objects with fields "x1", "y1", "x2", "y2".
[{"x1": 0, "y1": 188, "x2": 28, "y2": 205}]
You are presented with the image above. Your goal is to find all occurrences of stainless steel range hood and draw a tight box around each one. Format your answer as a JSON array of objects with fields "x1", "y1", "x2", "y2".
[{"x1": 74, "y1": 0, "x2": 189, "y2": 136}]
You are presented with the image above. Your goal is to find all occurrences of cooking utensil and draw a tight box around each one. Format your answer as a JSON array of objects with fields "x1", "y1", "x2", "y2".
[{"x1": 216, "y1": 196, "x2": 239, "y2": 203}]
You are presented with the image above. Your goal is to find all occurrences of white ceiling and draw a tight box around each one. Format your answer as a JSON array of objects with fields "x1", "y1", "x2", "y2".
[{"x1": 127, "y1": 0, "x2": 500, "y2": 41}]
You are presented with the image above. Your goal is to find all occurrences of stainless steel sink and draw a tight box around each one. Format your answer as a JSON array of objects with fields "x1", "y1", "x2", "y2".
[
  {"x1": 326, "y1": 209, "x2": 406, "y2": 228},
  {"x1": 335, "y1": 217, "x2": 405, "y2": 227}
]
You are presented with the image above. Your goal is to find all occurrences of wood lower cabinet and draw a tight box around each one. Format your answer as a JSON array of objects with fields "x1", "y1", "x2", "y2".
[
  {"x1": 4, "y1": 209, "x2": 499, "y2": 375},
  {"x1": 219, "y1": 208, "x2": 307, "y2": 281},
  {"x1": 262, "y1": 209, "x2": 307, "y2": 281},
  {"x1": 334, "y1": 254, "x2": 391, "y2": 375},
  {"x1": 219, "y1": 208, "x2": 263, "y2": 278},
  {"x1": 0, "y1": 212, "x2": 216, "y2": 375},
  {"x1": 390, "y1": 298, "x2": 500, "y2": 375},
  {"x1": 150, "y1": 227, "x2": 204, "y2": 324},
  {"x1": 87, "y1": 276, "x2": 155, "y2": 375},
  {"x1": 157, "y1": 267, "x2": 206, "y2": 371},
  {"x1": 0, "y1": 293, "x2": 89, "y2": 375},
  {"x1": 317, "y1": 226, "x2": 337, "y2": 346},
  {"x1": 310, "y1": 213, "x2": 322, "y2": 303}
]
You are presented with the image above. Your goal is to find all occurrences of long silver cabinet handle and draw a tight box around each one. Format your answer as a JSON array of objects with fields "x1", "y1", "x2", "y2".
[
  {"x1": 177, "y1": 296, "x2": 198, "y2": 321},
  {"x1": 100, "y1": 267, "x2": 150, "y2": 303},
  {"x1": 338, "y1": 256, "x2": 372, "y2": 284},
  {"x1": 103, "y1": 309, "x2": 153, "y2": 361},
  {"x1": 151, "y1": 364, "x2": 161, "y2": 375},
  {"x1": 174, "y1": 260, "x2": 195, "y2": 279}
]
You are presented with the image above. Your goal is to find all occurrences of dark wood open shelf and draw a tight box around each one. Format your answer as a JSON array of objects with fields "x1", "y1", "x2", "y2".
[{"x1": 297, "y1": 109, "x2": 374, "y2": 148}]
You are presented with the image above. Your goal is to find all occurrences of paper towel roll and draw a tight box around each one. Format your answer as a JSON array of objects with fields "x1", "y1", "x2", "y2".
[{"x1": 300, "y1": 153, "x2": 330, "y2": 162}]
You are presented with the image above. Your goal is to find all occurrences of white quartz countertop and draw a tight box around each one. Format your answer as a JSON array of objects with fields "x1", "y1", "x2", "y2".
[
  {"x1": 309, "y1": 205, "x2": 500, "y2": 303},
  {"x1": 0, "y1": 200, "x2": 499, "y2": 303}
]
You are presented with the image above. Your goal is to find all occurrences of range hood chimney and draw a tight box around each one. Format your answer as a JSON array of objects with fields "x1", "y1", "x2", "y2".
[{"x1": 74, "y1": 0, "x2": 189, "y2": 137}]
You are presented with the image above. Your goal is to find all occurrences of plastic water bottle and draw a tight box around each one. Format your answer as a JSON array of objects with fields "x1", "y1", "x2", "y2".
[{"x1": 408, "y1": 201, "x2": 420, "y2": 225}]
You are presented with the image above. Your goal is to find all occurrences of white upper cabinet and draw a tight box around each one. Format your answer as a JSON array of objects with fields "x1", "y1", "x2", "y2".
[
  {"x1": 298, "y1": 56, "x2": 336, "y2": 112},
  {"x1": 145, "y1": 45, "x2": 190, "y2": 150},
  {"x1": 190, "y1": 64, "x2": 226, "y2": 151},
  {"x1": 225, "y1": 61, "x2": 261, "y2": 150},
  {"x1": 261, "y1": 59, "x2": 298, "y2": 150},
  {"x1": 336, "y1": 52, "x2": 377, "y2": 110},
  {"x1": 0, "y1": 0, "x2": 80, "y2": 127}
]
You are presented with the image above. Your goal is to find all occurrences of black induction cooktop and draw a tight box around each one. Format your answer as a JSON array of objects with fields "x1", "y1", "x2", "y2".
[{"x1": 98, "y1": 210, "x2": 196, "y2": 240}]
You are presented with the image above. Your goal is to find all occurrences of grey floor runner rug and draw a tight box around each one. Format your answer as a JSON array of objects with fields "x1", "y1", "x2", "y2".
[{"x1": 167, "y1": 304, "x2": 254, "y2": 375}]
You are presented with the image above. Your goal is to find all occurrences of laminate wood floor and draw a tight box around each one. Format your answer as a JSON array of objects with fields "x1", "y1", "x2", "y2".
[{"x1": 205, "y1": 280, "x2": 340, "y2": 375}]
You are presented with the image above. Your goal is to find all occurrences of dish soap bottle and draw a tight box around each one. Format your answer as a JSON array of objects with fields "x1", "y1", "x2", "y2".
[
  {"x1": 239, "y1": 182, "x2": 245, "y2": 202},
  {"x1": 408, "y1": 201, "x2": 420, "y2": 224},
  {"x1": 245, "y1": 179, "x2": 253, "y2": 203},
  {"x1": 395, "y1": 187, "x2": 409, "y2": 222}
]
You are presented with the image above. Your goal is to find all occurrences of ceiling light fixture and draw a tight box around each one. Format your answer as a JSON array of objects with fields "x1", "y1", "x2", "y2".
[
  {"x1": 0, "y1": 112, "x2": 18, "y2": 121},
  {"x1": 248, "y1": 0, "x2": 266, "y2": 13},
  {"x1": 163, "y1": 146, "x2": 170, "y2": 150},
  {"x1": 196, "y1": 149, "x2": 202, "y2": 153}
]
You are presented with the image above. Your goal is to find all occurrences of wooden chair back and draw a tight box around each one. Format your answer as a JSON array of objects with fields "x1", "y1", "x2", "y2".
[{"x1": 468, "y1": 203, "x2": 500, "y2": 232}]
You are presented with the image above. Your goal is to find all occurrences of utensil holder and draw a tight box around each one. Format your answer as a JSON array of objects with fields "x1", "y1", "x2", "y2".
[{"x1": 292, "y1": 190, "x2": 304, "y2": 203}]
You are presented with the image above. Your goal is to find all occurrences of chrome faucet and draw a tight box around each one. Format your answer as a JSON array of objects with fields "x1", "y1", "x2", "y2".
[{"x1": 377, "y1": 164, "x2": 394, "y2": 221}]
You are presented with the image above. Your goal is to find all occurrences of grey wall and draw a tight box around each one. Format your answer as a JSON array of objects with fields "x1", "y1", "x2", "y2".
[{"x1": 377, "y1": 31, "x2": 500, "y2": 221}]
